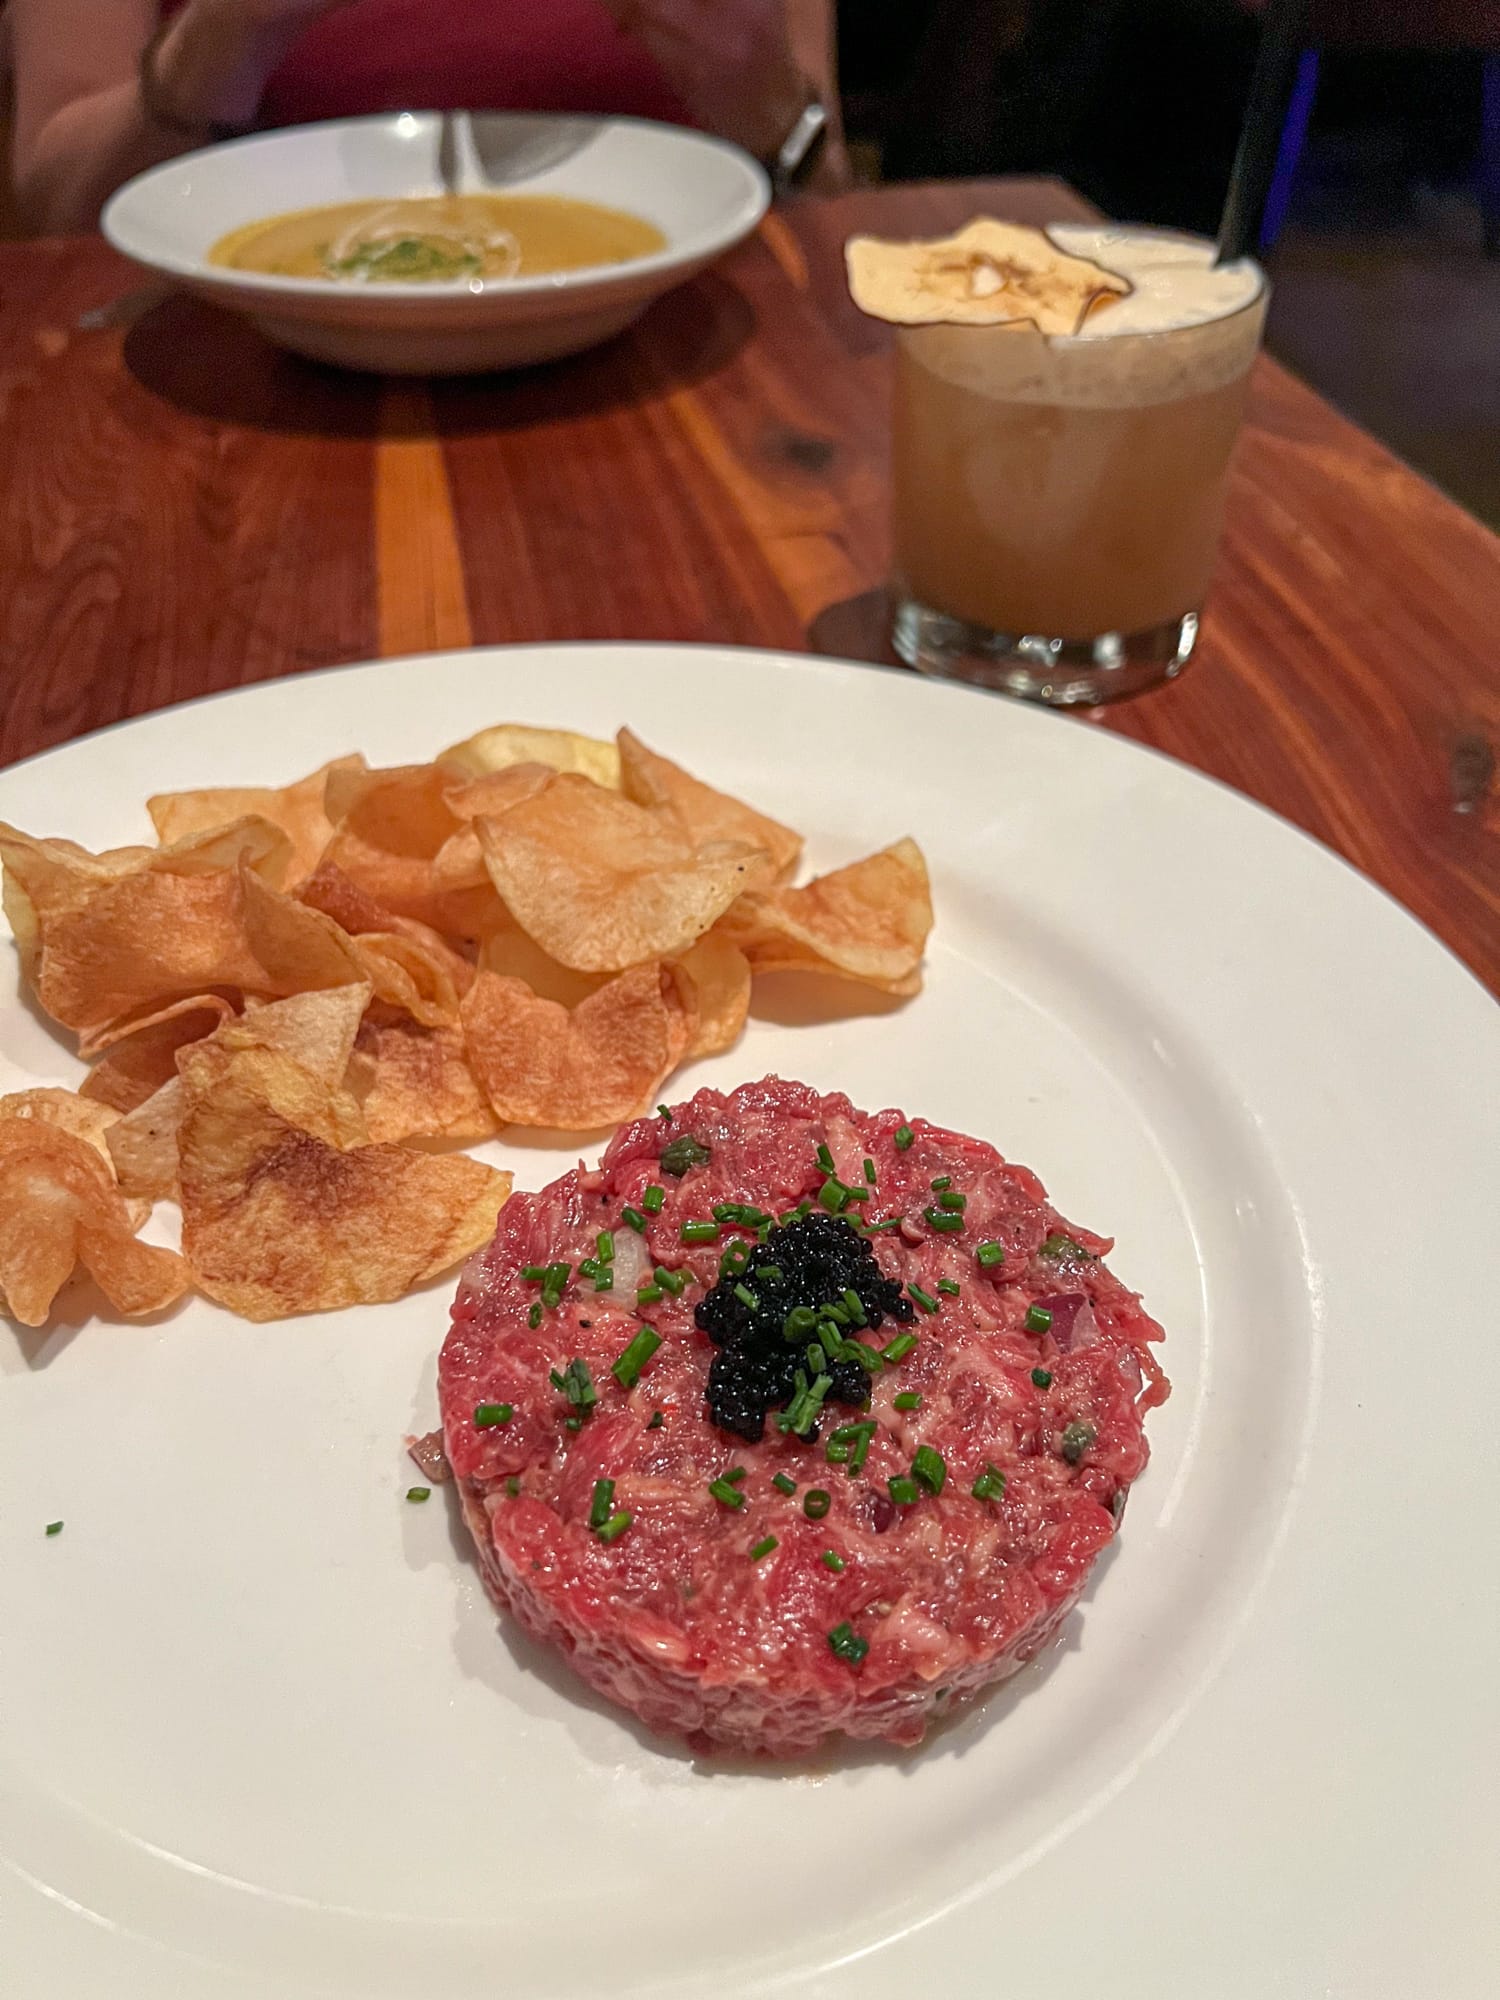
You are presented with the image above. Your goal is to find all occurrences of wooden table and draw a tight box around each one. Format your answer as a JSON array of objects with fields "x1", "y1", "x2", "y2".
[{"x1": 1, "y1": 180, "x2": 1496, "y2": 991}]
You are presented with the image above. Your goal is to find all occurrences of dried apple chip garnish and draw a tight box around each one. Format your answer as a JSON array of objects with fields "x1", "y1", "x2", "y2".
[
  {"x1": 476, "y1": 775, "x2": 771, "y2": 973},
  {"x1": 0, "y1": 1118, "x2": 187, "y2": 1326},
  {"x1": 175, "y1": 1042, "x2": 510, "y2": 1320},
  {"x1": 714, "y1": 838, "x2": 933, "y2": 995},
  {"x1": 845, "y1": 218, "x2": 1130, "y2": 334}
]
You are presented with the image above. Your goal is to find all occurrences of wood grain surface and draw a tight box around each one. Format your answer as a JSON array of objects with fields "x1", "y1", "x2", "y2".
[{"x1": 0, "y1": 179, "x2": 1496, "y2": 993}]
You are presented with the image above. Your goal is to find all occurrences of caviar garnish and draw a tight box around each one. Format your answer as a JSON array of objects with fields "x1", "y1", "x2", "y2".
[
  {"x1": 803, "y1": 1487, "x2": 832, "y2": 1519},
  {"x1": 888, "y1": 1475, "x2": 919, "y2": 1506},
  {"x1": 893, "y1": 1391, "x2": 922, "y2": 1411},
  {"x1": 660, "y1": 1134, "x2": 711, "y2": 1176},
  {"x1": 549, "y1": 1360, "x2": 597, "y2": 1419},
  {"x1": 641, "y1": 1184, "x2": 665, "y2": 1214},
  {"x1": 621, "y1": 1205, "x2": 647, "y2": 1233},
  {"x1": 406, "y1": 1487, "x2": 431, "y2": 1503},
  {"x1": 1040, "y1": 1232, "x2": 1092, "y2": 1261},
  {"x1": 976, "y1": 1241, "x2": 1006, "y2": 1268},
  {"x1": 894, "y1": 1125, "x2": 914, "y2": 1151},
  {"x1": 821, "y1": 1549, "x2": 846, "y2": 1572},
  {"x1": 697, "y1": 1211, "x2": 914, "y2": 1442},
  {"x1": 1032, "y1": 1367, "x2": 1053, "y2": 1389},
  {"x1": 474, "y1": 1402, "x2": 513, "y2": 1427},
  {"x1": 1060, "y1": 1421, "x2": 1097, "y2": 1464},
  {"x1": 612, "y1": 1326, "x2": 662, "y2": 1390},
  {"x1": 589, "y1": 1478, "x2": 616, "y2": 1529},
  {"x1": 1025, "y1": 1305, "x2": 1053, "y2": 1333},
  {"x1": 971, "y1": 1463, "x2": 1007, "y2": 1502},
  {"x1": 596, "y1": 1511, "x2": 633, "y2": 1543},
  {"x1": 749, "y1": 1535, "x2": 778, "y2": 1562},
  {"x1": 829, "y1": 1622, "x2": 869, "y2": 1665},
  {"x1": 912, "y1": 1445, "x2": 946, "y2": 1495},
  {"x1": 772, "y1": 1471, "x2": 797, "y2": 1496}
]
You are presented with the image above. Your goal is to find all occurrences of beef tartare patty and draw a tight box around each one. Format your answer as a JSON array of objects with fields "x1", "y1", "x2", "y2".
[{"x1": 439, "y1": 1077, "x2": 1168, "y2": 1756}]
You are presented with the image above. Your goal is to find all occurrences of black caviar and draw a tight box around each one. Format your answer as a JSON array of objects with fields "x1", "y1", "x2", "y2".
[{"x1": 697, "y1": 1212, "x2": 913, "y2": 1442}]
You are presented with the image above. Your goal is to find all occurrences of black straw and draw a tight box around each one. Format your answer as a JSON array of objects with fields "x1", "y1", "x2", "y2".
[{"x1": 1217, "y1": 0, "x2": 1310, "y2": 263}]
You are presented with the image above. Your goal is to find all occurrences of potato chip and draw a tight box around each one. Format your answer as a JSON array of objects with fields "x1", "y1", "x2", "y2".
[
  {"x1": 235, "y1": 868, "x2": 459, "y2": 1027},
  {"x1": 715, "y1": 837, "x2": 932, "y2": 994},
  {"x1": 175, "y1": 1043, "x2": 510, "y2": 1319},
  {"x1": 461, "y1": 963, "x2": 690, "y2": 1128},
  {"x1": 845, "y1": 219, "x2": 1131, "y2": 333},
  {"x1": 0, "y1": 1086, "x2": 121, "y2": 1161},
  {"x1": 0, "y1": 818, "x2": 288, "y2": 1037},
  {"x1": 347, "y1": 1008, "x2": 497, "y2": 1145},
  {"x1": 0, "y1": 1119, "x2": 188, "y2": 1326},
  {"x1": 437, "y1": 723, "x2": 621, "y2": 789},
  {"x1": 81, "y1": 995, "x2": 239, "y2": 1112},
  {"x1": 668, "y1": 934, "x2": 753, "y2": 1057},
  {"x1": 147, "y1": 755, "x2": 365, "y2": 887},
  {"x1": 440, "y1": 766, "x2": 557, "y2": 822},
  {"x1": 320, "y1": 763, "x2": 500, "y2": 937},
  {"x1": 476, "y1": 776, "x2": 771, "y2": 973},
  {"x1": 617, "y1": 729, "x2": 802, "y2": 882},
  {"x1": 477, "y1": 923, "x2": 605, "y2": 1009},
  {"x1": 107, "y1": 985, "x2": 372, "y2": 1200}
]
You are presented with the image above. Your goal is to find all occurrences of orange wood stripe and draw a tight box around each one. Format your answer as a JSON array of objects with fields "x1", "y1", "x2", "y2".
[
  {"x1": 758, "y1": 212, "x2": 811, "y2": 291},
  {"x1": 375, "y1": 384, "x2": 473, "y2": 656}
]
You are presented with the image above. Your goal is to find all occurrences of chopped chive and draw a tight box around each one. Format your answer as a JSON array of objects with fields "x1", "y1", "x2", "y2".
[
  {"x1": 1060, "y1": 1421, "x2": 1097, "y2": 1464},
  {"x1": 842, "y1": 1288, "x2": 868, "y2": 1327},
  {"x1": 821, "y1": 1549, "x2": 846, "y2": 1572},
  {"x1": 937, "y1": 1189, "x2": 967, "y2": 1212},
  {"x1": 841, "y1": 1185, "x2": 869, "y2": 1204},
  {"x1": 528, "y1": 1302, "x2": 543, "y2": 1329},
  {"x1": 660, "y1": 1134, "x2": 711, "y2": 1176},
  {"x1": 818, "y1": 1177, "x2": 850, "y2": 1214},
  {"x1": 805, "y1": 1342, "x2": 825, "y2": 1375},
  {"x1": 1040, "y1": 1232, "x2": 1091, "y2": 1261},
  {"x1": 594, "y1": 1271, "x2": 613, "y2": 1292},
  {"x1": 976, "y1": 1241, "x2": 1006, "y2": 1268},
  {"x1": 589, "y1": 1477, "x2": 616, "y2": 1530},
  {"x1": 565, "y1": 1416, "x2": 583, "y2": 1432},
  {"x1": 724, "y1": 1466, "x2": 747, "y2": 1484},
  {"x1": 654, "y1": 1266, "x2": 686, "y2": 1296},
  {"x1": 783, "y1": 1304, "x2": 819, "y2": 1342},
  {"x1": 815, "y1": 1142, "x2": 836, "y2": 1173},
  {"x1": 888, "y1": 1475, "x2": 920, "y2": 1506},
  {"x1": 596, "y1": 1230, "x2": 615, "y2": 1263},
  {"x1": 772, "y1": 1471, "x2": 798, "y2": 1496},
  {"x1": 680, "y1": 1219, "x2": 719, "y2": 1244},
  {"x1": 924, "y1": 1207, "x2": 964, "y2": 1233},
  {"x1": 657, "y1": 1104, "x2": 673, "y2": 1121},
  {"x1": 647, "y1": 1410, "x2": 665, "y2": 1429},
  {"x1": 406, "y1": 1487, "x2": 431, "y2": 1502},
  {"x1": 777, "y1": 1371, "x2": 832, "y2": 1437},
  {"x1": 861, "y1": 1216, "x2": 903, "y2": 1234},
  {"x1": 893, "y1": 1390, "x2": 922, "y2": 1411},
  {"x1": 824, "y1": 1300, "x2": 851, "y2": 1327},
  {"x1": 1032, "y1": 1367, "x2": 1053, "y2": 1389},
  {"x1": 733, "y1": 1282, "x2": 759, "y2": 1310},
  {"x1": 1025, "y1": 1305, "x2": 1053, "y2": 1333},
  {"x1": 755, "y1": 1264, "x2": 784, "y2": 1284},
  {"x1": 549, "y1": 1359, "x2": 597, "y2": 1416},
  {"x1": 930, "y1": 1175, "x2": 952, "y2": 1191},
  {"x1": 825, "y1": 1441, "x2": 851, "y2": 1464},
  {"x1": 641, "y1": 1184, "x2": 665, "y2": 1214},
  {"x1": 972, "y1": 1463, "x2": 1007, "y2": 1503},
  {"x1": 828, "y1": 1622, "x2": 868, "y2": 1665},
  {"x1": 596, "y1": 1510, "x2": 633, "y2": 1543},
  {"x1": 894, "y1": 1125, "x2": 914, "y2": 1151},
  {"x1": 620, "y1": 1205, "x2": 646, "y2": 1233},
  {"x1": 863, "y1": 1157, "x2": 877, "y2": 1184},
  {"x1": 780, "y1": 1199, "x2": 814, "y2": 1224},
  {"x1": 908, "y1": 1284, "x2": 940, "y2": 1314},
  {"x1": 804, "y1": 1488, "x2": 832, "y2": 1519},
  {"x1": 505, "y1": 1476, "x2": 521, "y2": 1497},
  {"x1": 612, "y1": 1326, "x2": 662, "y2": 1390},
  {"x1": 577, "y1": 1258, "x2": 604, "y2": 1281},
  {"x1": 521, "y1": 1264, "x2": 549, "y2": 1282},
  {"x1": 840, "y1": 1340, "x2": 883, "y2": 1378},
  {"x1": 637, "y1": 1284, "x2": 664, "y2": 1306},
  {"x1": 883, "y1": 1332, "x2": 918, "y2": 1364},
  {"x1": 714, "y1": 1201, "x2": 770, "y2": 1227},
  {"x1": 709, "y1": 1476, "x2": 746, "y2": 1508},
  {"x1": 912, "y1": 1445, "x2": 946, "y2": 1495},
  {"x1": 749, "y1": 1535, "x2": 778, "y2": 1562},
  {"x1": 474, "y1": 1402, "x2": 513, "y2": 1428},
  {"x1": 936, "y1": 1278, "x2": 961, "y2": 1297}
]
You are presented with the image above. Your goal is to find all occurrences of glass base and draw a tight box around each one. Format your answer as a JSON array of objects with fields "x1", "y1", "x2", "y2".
[{"x1": 891, "y1": 598, "x2": 1200, "y2": 706}]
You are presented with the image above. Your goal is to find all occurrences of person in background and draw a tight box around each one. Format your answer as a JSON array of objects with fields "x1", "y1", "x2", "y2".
[{"x1": 8, "y1": 0, "x2": 844, "y2": 235}]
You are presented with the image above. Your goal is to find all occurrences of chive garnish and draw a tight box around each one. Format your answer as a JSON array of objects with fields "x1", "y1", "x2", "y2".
[
  {"x1": 888, "y1": 1475, "x2": 919, "y2": 1506},
  {"x1": 1025, "y1": 1305, "x2": 1053, "y2": 1333},
  {"x1": 830, "y1": 1420, "x2": 877, "y2": 1475},
  {"x1": 912, "y1": 1445, "x2": 946, "y2": 1495},
  {"x1": 861, "y1": 1216, "x2": 903, "y2": 1234},
  {"x1": 863, "y1": 1158, "x2": 877, "y2": 1183},
  {"x1": 815, "y1": 1142, "x2": 836, "y2": 1173},
  {"x1": 937, "y1": 1189, "x2": 967, "y2": 1212},
  {"x1": 406, "y1": 1487, "x2": 431, "y2": 1502},
  {"x1": 474, "y1": 1402, "x2": 513, "y2": 1427},
  {"x1": 596, "y1": 1510, "x2": 633, "y2": 1543},
  {"x1": 596, "y1": 1230, "x2": 615, "y2": 1263},
  {"x1": 505, "y1": 1476, "x2": 521, "y2": 1497},
  {"x1": 772, "y1": 1471, "x2": 797, "y2": 1496},
  {"x1": 783, "y1": 1304, "x2": 818, "y2": 1342},
  {"x1": 818, "y1": 1177, "x2": 850, "y2": 1214},
  {"x1": 733, "y1": 1282, "x2": 759, "y2": 1310},
  {"x1": 660, "y1": 1134, "x2": 711, "y2": 1176},
  {"x1": 825, "y1": 1441, "x2": 851, "y2": 1464},
  {"x1": 930, "y1": 1176, "x2": 951, "y2": 1191},
  {"x1": 924, "y1": 1207, "x2": 964, "y2": 1233},
  {"x1": 549, "y1": 1359, "x2": 597, "y2": 1417},
  {"x1": 647, "y1": 1410, "x2": 665, "y2": 1429},
  {"x1": 709, "y1": 1476, "x2": 746, "y2": 1508},
  {"x1": 972, "y1": 1463, "x2": 1007, "y2": 1502},
  {"x1": 1060, "y1": 1421, "x2": 1097, "y2": 1464},
  {"x1": 755, "y1": 1264, "x2": 784, "y2": 1284},
  {"x1": 821, "y1": 1549, "x2": 846, "y2": 1572},
  {"x1": 612, "y1": 1326, "x2": 662, "y2": 1390},
  {"x1": 1032, "y1": 1367, "x2": 1053, "y2": 1388},
  {"x1": 894, "y1": 1125, "x2": 914, "y2": 1151},
  {"x1": 839, "y1": 1340, "x2": 883, "y2": 1377},
  {"x1": 749, "y1": 1535, "x2": 778, "y2": 1562},
  {"x1": 565, "y1": 1416, "x2": 583, "y2": 1432},
  {"x1": 828, "y1": 1622, "x2": 868, "y2": 1665},
  {"x1": 680, "y1": 1219, "x2": 719, "y2": 1244},
  {"x1": 641, "y1": 1184, "x2": 665, "y2": 1214},
  {"x1": 937, "y1": 1278, "x2": 960, "y2": 1296},
  {"x1": 893, "y1": 1390, "x2": 922, "y2": 1411},
  {"x1": 842, "y1": 1288, "x2": 868, "y2": 1327},
  {"x1": 908, "y1": 1284, "x2": 939, "y2": 1313},
  {"x1": 521, "y1": 1264, "x2": 549, "y2": 1282},
  {"x1": 637, "y1": 1284, "x2": 664, "y2": 1306},
  {"x1": 577, "y1": 1258, "x2": 604, "y2": 1281},
  {"x1": 976, "y1": 1241, "x2": 1006, "y2": 1268},
  {"x1": 589, "y1": 1478, "x2": 616, "y2": 1530},
  {"x1": 714, "y1": 1201, "x2": 770, "y2": 1227},
  {"x1": 1040, "y1": 1232, "x2": 1090, "y2": 1260},
  {"x1": 803, "y1": 1487, "x2": 832, "y2": 1519},
  {"x1": 528, "y1": 1302, "x2": 543, "y2": 1328},
  {"x1": 657, "y1": 1104, "x2": 673, "y2": 1121},
  {"x1": 655, "y1": 1266, "x2": 686, "y2": 1296},
  {"x1": 621, "y1": 1205, "x2": 646, "y2": 1233},
  {"x1": 882, "y1": 1332, "x2": 918, "y2": 1364}
]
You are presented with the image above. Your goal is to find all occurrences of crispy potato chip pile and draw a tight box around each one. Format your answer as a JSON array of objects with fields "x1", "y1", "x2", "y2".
[{"x1": 0, "y1": 724, "x2": 931, "y2": 1326}]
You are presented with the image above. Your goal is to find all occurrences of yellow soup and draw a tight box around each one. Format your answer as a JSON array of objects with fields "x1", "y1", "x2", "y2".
[{"x1": 208, "y1": 194, "x2": 667, "y2": 284}]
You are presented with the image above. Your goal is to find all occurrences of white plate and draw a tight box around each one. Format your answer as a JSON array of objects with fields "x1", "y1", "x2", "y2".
[
  {"x1": 102, "y1": 115, "x2": 768, "y2": 374},
  {"x1": 2, "y1": 644, "x2": 1496, "y2": 1999}
]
